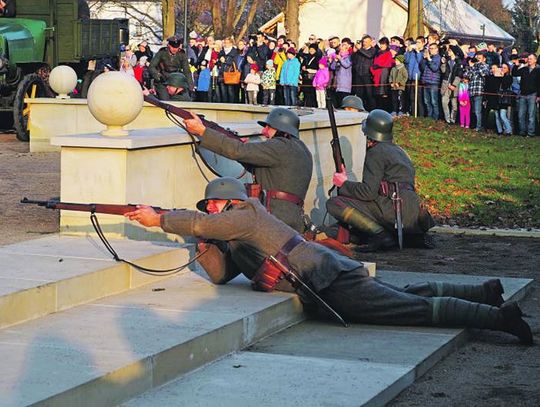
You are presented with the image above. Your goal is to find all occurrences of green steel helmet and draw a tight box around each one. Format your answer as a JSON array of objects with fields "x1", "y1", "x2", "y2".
[
  {"x1": 196, "y1": 177, "x2": 248, "y2": 212},
  {"x1": 362, "y1": 109, "x2": 394, "y2": 142},
  {"x1": 165, "y1": 72, "x2": 189, "y2": 88},
  {"x1": 341, "y1": 95, "x2": 366, "y2": 111},
  {"x1": 257, "y1": 107, "x2": 300, "y2": 137}
]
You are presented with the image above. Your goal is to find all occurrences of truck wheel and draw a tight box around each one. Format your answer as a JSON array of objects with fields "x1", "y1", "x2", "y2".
[{"x1": 13, "y1": 74, "x2": 48, "y2": 142}]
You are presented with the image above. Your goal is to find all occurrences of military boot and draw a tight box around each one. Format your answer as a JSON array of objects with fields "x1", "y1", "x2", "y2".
[
  {"x1": 354, "y1": 230, "x2": 396, "y2": 252},
  {"x1": 405, "y1": 278, "x2": 504, "y2": 306},
  {"x1": 431, "y1": 297, "x2": 533, "y2": 345}
]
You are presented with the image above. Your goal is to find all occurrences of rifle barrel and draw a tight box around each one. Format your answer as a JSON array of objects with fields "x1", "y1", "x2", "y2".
[{"x1": 21, "y1": 199, "x2": 170, "y2": 215}]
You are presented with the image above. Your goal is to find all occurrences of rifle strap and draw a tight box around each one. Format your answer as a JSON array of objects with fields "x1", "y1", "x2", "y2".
[{"x1": 90, "y1": 213, "x2": 206, "y2": 276}]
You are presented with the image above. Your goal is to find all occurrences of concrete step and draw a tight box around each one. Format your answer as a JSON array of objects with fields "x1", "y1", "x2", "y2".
[
  {"x1": 0, "y1": 235, "x2": 193, "y2": 329},
  {"x1": 121, "y1": 271, "x2": 533, "y2": 407},
  {"x1": 0, "y1": 269, "x2": 304, "y2": 407}
]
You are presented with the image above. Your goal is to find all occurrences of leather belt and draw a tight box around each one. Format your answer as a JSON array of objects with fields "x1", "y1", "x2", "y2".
[
  {"x1": 379, "y1": 181, "x2": 415, "y2": 197},
  {"x1": 266, "y1": 189, "x2": 304, "y2": 209}
]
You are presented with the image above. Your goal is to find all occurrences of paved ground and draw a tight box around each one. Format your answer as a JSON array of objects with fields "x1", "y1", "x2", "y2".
[{"x1": 1, "y1": 130, "x2": 538, "y2": 406}]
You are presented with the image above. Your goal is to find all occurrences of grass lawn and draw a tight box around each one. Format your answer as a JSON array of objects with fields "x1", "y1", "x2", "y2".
[{"x1": 393, "y1": 117, "x2": 540, "y2": 228}]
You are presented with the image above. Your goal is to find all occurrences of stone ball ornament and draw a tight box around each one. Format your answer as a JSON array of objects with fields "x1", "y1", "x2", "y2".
[
  {"x1": 49, "y1": 65, "x2": 78, "y2": 99},
  {"x1": 87, "y1": 71, "x2": 144, "y2": 136}
]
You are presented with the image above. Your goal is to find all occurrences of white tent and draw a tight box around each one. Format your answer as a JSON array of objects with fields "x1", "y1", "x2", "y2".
[{"x1": 297, "y1": 0, "x2": 514, "y2": 45}]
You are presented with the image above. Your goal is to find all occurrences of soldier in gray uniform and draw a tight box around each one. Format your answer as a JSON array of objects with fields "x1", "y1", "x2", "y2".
[
  {"x1": 124, "y1": 177, "x2": 533, "y2": 345},
  {"x1": 162, "y1": 72, "x2": 192, "y2": 102},
  {"x1": 327, "y1": 109, "x2": 434, "y2": 251},
  {"x1": 183, "y1": 107, "x2": 313, "y2": 233},
  {"x1": 149, "y1": 35, "x2": 194, "y2": 100}
]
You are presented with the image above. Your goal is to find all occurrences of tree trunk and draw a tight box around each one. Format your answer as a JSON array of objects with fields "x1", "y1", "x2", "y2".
[
  {"x1": 404, "y1": 0, "x2": 424, "y2": 39},
  {"x1": 162, "y1": 0, "x2": 176, "y2": 40},
  {"x1": 286, "y1": 0, "x2": 300, "y2": 44}
]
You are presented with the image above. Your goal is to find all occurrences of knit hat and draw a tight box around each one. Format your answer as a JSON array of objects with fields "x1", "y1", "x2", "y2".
[
  {"x1": 309, "y1": 43, "x2": 318, "y2": 51},
  {"x1": 286, "y1": 48, "x2": 296, "y2": 55},
  {"x1": 390, "y1": 45, "x2": 400, "y2": 52},
  {"x1": 395, "y1": 54, "x2": 405, "y2": 64},
  {"x1": 266, "y1": 59, "x2": 274, "y2": 67},
  {"x1": 319, "y1": 57, "x2": 328, "y2": 67},
  {"x1": 250, "y1": 64, "x2": 259, "y2": 72}
]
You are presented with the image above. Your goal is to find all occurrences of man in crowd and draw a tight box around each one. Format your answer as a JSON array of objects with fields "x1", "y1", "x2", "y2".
[
  {"x1": 149, "y1": 35, "x2": 194, "y2": 100},
  {"x1": 352, "y1": 35, "x2": 376, "y2": 111},
  {"x1": 182, "y1": 107, "x2": 313, "y2": 233},
  {"x1": 512, "y1": 53, "x2": 540, "y2": 137},
  {"x1": 405, "y1": 36, "x2": 425, "y2": 117},
  {"x1": 440, "y1": 45, "x2": 463, "y2": 124},
  {"x1": 326, "y1": 109, "x2": 435, "y2": 252},
  {"x1": 124, "y1": 177, "x2": 533, "y2": 345},
  {"x1": 420, "y1": 42, "x2": 442, "y2": 120},
  {"x1": 466, "y1": 52, "x2": 490, "y2": 131}
]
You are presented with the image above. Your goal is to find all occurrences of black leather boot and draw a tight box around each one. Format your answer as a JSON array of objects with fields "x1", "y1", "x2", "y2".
[
  {"x1": 354, "y1": 230, "x2": 396, "y2": 252},
  {"x1": 483, "y1": 279, "x2": 505, "y2": 307},
  {"x1": 500, "y1": 301, "x2": 533, "y2": 345}
]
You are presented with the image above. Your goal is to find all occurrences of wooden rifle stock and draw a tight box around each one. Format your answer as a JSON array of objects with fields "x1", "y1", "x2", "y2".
[
  {"x1": 143, "y1": 94, "x2": 247, "y2": 143},
  {"x1": 326, "y1": 95, "x2": 345, "y2": 195},
  {"x1": 20, "y1": 198, "x2": 171, "y2": 215}
]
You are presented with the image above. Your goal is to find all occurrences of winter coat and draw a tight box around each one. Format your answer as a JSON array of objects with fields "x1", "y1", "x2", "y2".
[
  {"x1": 313, "y1": 67, "x2": 330, "y2": 90},
  {"x1": 244, "y1": 73, "x2": 261, "y2": 92},
  {"x1": 420, "y1": 54, "x2": 442, "y2": 85},
  {"x1": 330, "y1": 53, "x2": 353, "y2": 93},
  {"x1": 280, "y1": 58, "x2": 301, "y2": 86},
  {"x1": 261, "y1": 68, "x2": 277, "y2": 90},
  {"x1": 370, "y1": 49, "x2": 394, "y2": 96},
  {"x1": 404, "y1": 50, "x2": 423, "y2": 81},
  {"x1": 389, "y1": 64, "x2": 408, "y2": 91},
  {"x1": 352, "y1": 47, "x2": 376, "y2": 78}
]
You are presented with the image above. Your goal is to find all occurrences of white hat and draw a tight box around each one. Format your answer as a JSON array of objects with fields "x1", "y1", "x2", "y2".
[{"x1": 189, "y1": 30, "x2": 198, "y2": 39}]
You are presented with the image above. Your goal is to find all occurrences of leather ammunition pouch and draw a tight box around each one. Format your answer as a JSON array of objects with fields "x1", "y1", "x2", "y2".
[
  {"x1": 252, "y1": 234, "x2": 305, "y2": 292},
  {"x1": 379, "y1": 181, "x2": 415, "y2": 197},
  {"x1": 265, "y1": 189, "x2": 304, "y2": 211}
]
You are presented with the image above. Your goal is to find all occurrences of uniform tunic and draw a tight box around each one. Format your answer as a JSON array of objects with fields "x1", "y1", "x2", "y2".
[
  {"x1": 160, "y1": 199, "x2": 495, "y2": 327},
  {"x1": 199, "y1": 128, "x2": 313, "y2": 232},
  {"x1": 327, "y1": 141, "x2": 432, "y2": 234},
  {"x1": 149, "y1": 48, "x2": 194, "y2": 99}
]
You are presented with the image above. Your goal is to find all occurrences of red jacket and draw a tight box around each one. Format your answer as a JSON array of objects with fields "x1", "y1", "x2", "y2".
[{"x1": 370, "y1": 50, "x2": 395, "y2": 86}]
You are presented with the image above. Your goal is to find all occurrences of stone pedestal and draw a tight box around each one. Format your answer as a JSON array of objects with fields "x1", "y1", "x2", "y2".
[{"x1": 52, "y1": 110, "x2": 366, "y2": 241}]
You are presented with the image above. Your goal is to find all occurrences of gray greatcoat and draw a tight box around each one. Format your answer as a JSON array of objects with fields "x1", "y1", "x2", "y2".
[
  {"x1": 199, "y1": 128, "x2": 313, "y2": 233},
  {"x1": 161, "y1": 199, "x2": 508, "y2": 330},
  {"x1": 327, "y1": 141, "x2": 433, "y2": 235}
]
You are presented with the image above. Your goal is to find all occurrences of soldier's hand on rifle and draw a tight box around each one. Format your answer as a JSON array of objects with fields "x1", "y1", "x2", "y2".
[
  {"x1": 124, "y1": 205, "x2": 162, "y2": 227},
  {"x1": 332, "y1": 164, "x2": 348, "y2": 187},
  {"x1": 183, "y1": 112, "x2": 206, "y2": 136}
]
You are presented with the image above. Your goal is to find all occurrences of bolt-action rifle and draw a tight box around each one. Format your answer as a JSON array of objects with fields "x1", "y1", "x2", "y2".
[
  {"x1": 20, "y1": 198, "x2": 171, "y2": 215},
  {"x1": 326, "y1": 95, "x2": 350, "y2": 244}
]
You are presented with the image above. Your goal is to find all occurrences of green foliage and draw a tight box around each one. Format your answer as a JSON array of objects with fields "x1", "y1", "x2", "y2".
[
  {"x1": 394, "y1": 117, "x2": 540, "y2": 228},
  {"x1": 509, "y1": 0, "x2": 540, "y2": 53}
]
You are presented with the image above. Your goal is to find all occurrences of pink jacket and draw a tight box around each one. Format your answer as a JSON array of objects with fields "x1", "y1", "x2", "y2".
[{"x1": 313, "y1": 67, "x2": 330, "y2": 90}]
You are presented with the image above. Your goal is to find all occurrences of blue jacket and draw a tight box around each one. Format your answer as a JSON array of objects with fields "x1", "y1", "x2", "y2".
[
  {"x1": 197, "y1": 68, "x2": 211, "y2": 92},
  {"x1": 420, "y1": 54, "x2": 441, "y2": 85},
  {"x1": 280, "y1": 58, "x2": 301, "y2": 86},
  {"x1": 404, "y1": 50, "x2": 423, "y2": 81}
]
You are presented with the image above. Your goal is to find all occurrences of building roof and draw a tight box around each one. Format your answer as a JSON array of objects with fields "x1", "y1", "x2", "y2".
[{"x1": 393, "y1": 0, "x2": 514, "y2": 44}]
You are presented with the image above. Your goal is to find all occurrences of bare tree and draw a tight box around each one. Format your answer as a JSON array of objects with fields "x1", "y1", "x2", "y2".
[{"x1": 404, "y1": 0, "x2": 424, "y2": 38}]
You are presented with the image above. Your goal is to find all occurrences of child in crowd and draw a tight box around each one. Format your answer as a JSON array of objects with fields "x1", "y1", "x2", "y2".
[
  {"x1": 312, "y1": 56, "x2": 330, "y2": 108},
  {"x1": 244, "y1": 64, "x2": 261, "y2": 104},
  {"x1": 261, "y1": 60, "x2": 277, "y2": 105},
  {"x1": 458, "y1": 76, "x2": 471, "y2": 128},
  {"x1": 196, "y1": 60, "x2": 211, "y2": 102},
  {"x1": 389, "y1": 54, "x2": 408, "y2": 116},
  {"x1": 133, "y1": 56, "x2": 148, "y2": 86}
]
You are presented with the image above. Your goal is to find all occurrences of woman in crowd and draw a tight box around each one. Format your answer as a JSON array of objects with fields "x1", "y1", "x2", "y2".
[{"x1": 371, "y1": 37, "x2": 395, "y2": 112}]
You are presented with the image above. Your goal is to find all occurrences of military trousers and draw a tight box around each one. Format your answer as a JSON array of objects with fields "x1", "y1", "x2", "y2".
[
  {"x1": 326, "y1": 196, "x2": 390, "y2": 236},
  {"x1": 318, "y1": 268, "x2": 504, "y2": 329}
]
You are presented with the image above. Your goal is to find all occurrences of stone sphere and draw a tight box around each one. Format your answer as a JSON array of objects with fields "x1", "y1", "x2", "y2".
[
  {"x1": 87, "y1": 71, "x2": 143, "y2": 136},
  {"x1": 49, "y1": 65, "x2": 78, "y2": 98}
]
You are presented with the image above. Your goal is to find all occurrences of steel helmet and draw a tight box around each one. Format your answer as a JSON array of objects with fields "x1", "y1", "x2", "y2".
[
  {"x1": 165, "y1": 72, "x2": 189, "y2": 88},
  {"x1": 257, "y1": 107, "x2": 300, "y2": 137},
  {"x1": 362, "y1": 109, "x2": 393, "y2": 142},
  {"x1": 196, "y1": 177, "x2": 248, "y2": 212},
  {"x1": 341, "y1": 95, "x2": 366, "y2": 111}
]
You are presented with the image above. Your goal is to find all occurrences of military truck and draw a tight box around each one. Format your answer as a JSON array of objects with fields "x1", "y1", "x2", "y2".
[{"x1": 0, "y1": 0, "x2": 128, "y2": 141}]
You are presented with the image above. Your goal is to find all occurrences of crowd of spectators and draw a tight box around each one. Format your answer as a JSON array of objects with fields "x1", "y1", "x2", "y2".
[{"x1": 116, "y1": 30, "x2": 539, "y2": 137}]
